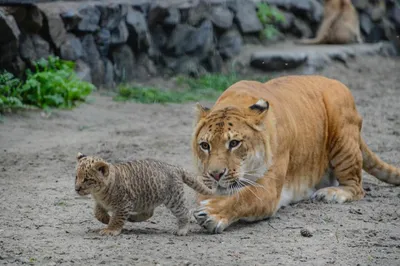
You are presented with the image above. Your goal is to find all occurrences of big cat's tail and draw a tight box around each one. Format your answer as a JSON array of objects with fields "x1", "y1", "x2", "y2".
[
  {"x1": 181, "y1": 170, "x2": 214, "y2": 195},
  {"x1": 361, "y1": 138, "x2": 400, "y2": 185}
]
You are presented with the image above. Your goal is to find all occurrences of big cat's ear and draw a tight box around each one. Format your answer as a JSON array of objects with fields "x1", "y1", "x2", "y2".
[
  {"x1": 249, "y1": 99, "x2": 269, "y2": 113},
  {"x1": 194, "y1": 102, "x2": 210, "y2": 124},
  {"x1": 93, "y1": 161, "x2": 110, "y2": 177},
  {"x1": 76, "y1": 152, "x2": 87, "y2": 161},
  {"x1": 247, "y1": 99, "x2": 269, "y2": 131}
]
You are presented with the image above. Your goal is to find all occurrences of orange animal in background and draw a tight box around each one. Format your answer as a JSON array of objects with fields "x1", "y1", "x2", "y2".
[
  {"x1": 296, "y1": 0, "x2": 363, "y2": 44},
  {"x1": 191, "y1": 75, "x2": 399, "y2": 234}
]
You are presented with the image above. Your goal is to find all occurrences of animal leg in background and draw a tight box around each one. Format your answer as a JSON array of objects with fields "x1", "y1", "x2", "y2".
[
  {"x1": 127, "y1": 210, "x2": 154, "y2": 222},
  {"x1": 296, "y1": 11, "x2": 340, "y2": 45}
]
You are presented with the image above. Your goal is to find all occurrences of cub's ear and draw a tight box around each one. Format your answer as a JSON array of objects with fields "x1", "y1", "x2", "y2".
[
  {"x1": 194, "y1": 102, "x2": 210, "y2": 123},
  {"x1": 76, "y1": 152, "x2": 87, "y2": 161},
  {"x1": 247, "y1": 99, "x2": 269, "y2": 131},
  {"x1": 93, "y1": 161, "x2": 110, "y2": 177}
]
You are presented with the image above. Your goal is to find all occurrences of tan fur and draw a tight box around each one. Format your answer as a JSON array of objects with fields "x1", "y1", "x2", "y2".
[
  {"x1": 296, "y1": 0, "x2": 363, "y2": 45},
  {"x1": 191, "y1": 75, "x2": 400, "y2": 234},
  {"x1": 75, "y1": 153, "x2": 213, "y2": 236}
]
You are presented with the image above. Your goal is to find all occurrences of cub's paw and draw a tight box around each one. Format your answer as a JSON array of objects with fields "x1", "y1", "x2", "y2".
[
  {"x1": 193, "y1": 200, "x2": 229, "y2": 234},
  {"x1": 311, "y1": 187, "x2": 351, "y2": 204},
  {"x1": 174, "y1": 227, "x2": 189, "y2": 236},
  {"x1": 99, "y1": 228, "x2": 122, "y2": 236}
]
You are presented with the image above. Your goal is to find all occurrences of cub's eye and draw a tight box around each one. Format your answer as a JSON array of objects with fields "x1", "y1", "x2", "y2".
[
  {"x1": 200, "y1": 142, "x2": 210, "y2": 150},
  {"x1": 229, "y1": 140, "x2": 241, "y2": 149}
]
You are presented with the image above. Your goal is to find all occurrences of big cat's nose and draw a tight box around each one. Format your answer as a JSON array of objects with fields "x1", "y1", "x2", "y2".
[{"x1": 209, "y1": 169, "x2": 227, "y2": 181}]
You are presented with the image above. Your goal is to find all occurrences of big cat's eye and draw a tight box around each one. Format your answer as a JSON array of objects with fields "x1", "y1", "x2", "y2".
[
  {"x1": 229, "y1": 140, "x2": 241, "y2": 149},
  {"x1": 200, "y1": 142, "x2": 210, "y2": 150}
]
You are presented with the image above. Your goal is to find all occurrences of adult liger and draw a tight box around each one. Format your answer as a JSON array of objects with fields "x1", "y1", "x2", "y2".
[{"x1": 192, "y1": 75, "x2": 400, "y2": 234}]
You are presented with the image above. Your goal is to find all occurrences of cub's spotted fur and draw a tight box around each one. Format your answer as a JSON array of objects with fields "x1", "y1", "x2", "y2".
[{"x1": 75, "y1": 153, "x2": 213, "y2": 236}]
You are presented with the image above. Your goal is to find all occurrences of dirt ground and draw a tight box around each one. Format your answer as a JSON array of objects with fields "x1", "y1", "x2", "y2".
[{"x1": 1, "y1": 56, "x2": 400, "y2": 266}]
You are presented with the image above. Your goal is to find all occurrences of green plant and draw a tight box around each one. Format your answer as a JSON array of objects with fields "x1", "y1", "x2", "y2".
[
  {"x1": 115, "y1": 73, "x2": 270, "y2": 104},
  {"x1": 256, "y1": 2, "x2": 285, "y2": 40},
  {"x1": 177, "y1": 73, "x2": 269, "y2": 91},
  {"x1": 0, "y1": 71, "x2": 25, "y2": 110},
  {"x1": 114, "y1": 85, "x2": 217, "y2": 104},
  {"x1": 0, "y1": 56, "x2": 95, "y2": 112}
]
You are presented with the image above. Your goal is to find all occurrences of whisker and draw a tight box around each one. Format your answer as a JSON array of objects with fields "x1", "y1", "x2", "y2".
[
  {"x1": 240, "y1": 178, "x2": 266, "y2": 189},
  {"x1": 237, "y1": 180, "x2": 262, "y2": 201},
  {"x1": 243, "y1": 172, "x2": 277, "y2": 181}
]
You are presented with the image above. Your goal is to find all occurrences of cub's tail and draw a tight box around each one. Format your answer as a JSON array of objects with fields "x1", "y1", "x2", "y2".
[
  {"x1": 361, "y1": 138, "x2": 400, "y2": 185},
  {"x1": 181, "y1": 170, "x2": 214, "y2": 195}
]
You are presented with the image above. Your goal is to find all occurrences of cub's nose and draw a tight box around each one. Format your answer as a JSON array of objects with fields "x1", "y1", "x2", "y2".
[
  {"x1": 75, "y1": 185, "x2": 81, "y2": 192},
  {"x1": 209, "y1": 169, "x2": 227, "y2": 181}
]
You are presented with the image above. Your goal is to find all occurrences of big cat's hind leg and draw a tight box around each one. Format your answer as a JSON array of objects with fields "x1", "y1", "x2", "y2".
[{"x1": 312, "y1": 133, "x2": 365, "y2": 203}]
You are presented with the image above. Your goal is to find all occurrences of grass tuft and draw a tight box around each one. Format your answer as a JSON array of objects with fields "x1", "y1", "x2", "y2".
[{"x1": 115, "y1": 73, "x2": 270, "y2": 104}]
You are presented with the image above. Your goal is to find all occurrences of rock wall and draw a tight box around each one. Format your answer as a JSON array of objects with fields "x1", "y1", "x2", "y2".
[{"x1": 1, "y1": 0, "x2": 399, "y2": 88}]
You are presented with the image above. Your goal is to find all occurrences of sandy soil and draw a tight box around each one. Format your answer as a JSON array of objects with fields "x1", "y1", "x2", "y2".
[{"x1": 1, "y1": 56, "x2": 400, "y2": 266}]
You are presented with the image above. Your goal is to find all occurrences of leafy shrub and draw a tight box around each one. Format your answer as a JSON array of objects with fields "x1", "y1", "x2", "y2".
[
  {"x1": 256, "y1": 2, "x2": 285, "y2": 40},
  {"x1": 0, "y1": 56, "x2": 95, "y2": 112}
]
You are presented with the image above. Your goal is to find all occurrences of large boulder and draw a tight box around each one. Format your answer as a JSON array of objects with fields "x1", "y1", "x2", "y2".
[
  {"x1": 95, "y1": 28, "x2": 111, "y2": 57},
  {"x1": 292, "y1": 17, "x2": 313, "y2": 38},
  {"x1": 16, "y1": 5, "x2": 43, "y2": 33},
  {"x1": 103, "y1": 58, "x2": 115, "y2": 89},
  {"x1": 276, "y1": 9, "x2": 295, "y2": 32},
  {"x1": 166, "y1": 20, "x2": 214, "y2": 59},
  {"x1": 218, "y1": 29, "x2": 243, "y2": 59},
  {"x1": 187, "y1": 1, "x2": 210, "y2": 26},
  {"x1": 20, "y1": 34, "x2": 51, "y2": 62},
  {"x1": 136, "y1": 53, "x2": 158, "y2": 80},
  {"x1": 111, "y1": 44, "x2": 136, "y2": 83},
  {"x1": 98, "y1": 3, "x2": 127, "y2": 30},
  {"x1": 126, "y1": 7, "x2": 151, "y2": 52},
  {"x1": 360, "y1": 12, "x2": 373, "y2": 36},
  {"x1": 210, "y1": 6, "x2": 234, "y2": 29},
  {"x1": 250, "y1": 50, "x2": 308, "y2": 71},
  {"x1": 147, "y1": 5, "x2": 169, "y2": 29},
  {"x1": 352, "y1": 0, "x2": 369, "y2": 11},
  {"x1": 0, "y1": 9, "x2": 24, "y2": 75},
  {"x1": 234, "y1": 1, "x2": 263, "y2": 33},
  {"x1": 166, "y1": 23, "x2": 196, "y2": 56},
  {"x1": 203, "y1": 51, "x2": 224, "y2": 73},
  {"x1": 110, "y1": 21, "x2": 129, "y2": 45},
  {"x1": 76, "y1": 4, "x2": 101, "y2": 32},
  {"x1": 75, "y1": 59, "x2": 92, "y2": 84},
  {"x1": 60, "y1": 9, "x2": 82, "y2": 31},
  {"x1": 60, "y1": 33, "x2": 83, "y2": 61},
  {"x1": 81, "y1": 34, "x2": 104, "y2": 86},
  {"x1": 164, "y1": 8, "x2": 181, "y2": 26},
  {"x1": 39, "y1": 6, "x2": 67, "y2": 48},
  {"x1": 163, "y1": 55, "x2": 207, "y2": 78}
]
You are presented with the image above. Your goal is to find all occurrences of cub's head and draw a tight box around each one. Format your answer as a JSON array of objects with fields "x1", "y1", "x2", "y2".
[
  {"x1": 192, "y1": 99, "x2": 272, "y2": 195},
  {"x1": 75, "y1": 152, "x2": 110, "y2": 196}
]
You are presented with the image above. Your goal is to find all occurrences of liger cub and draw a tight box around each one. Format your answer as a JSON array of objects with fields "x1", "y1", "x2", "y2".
[
  {"x1": 191, "y1": 75, "x2": 400, "y2": 234},
  {"x1": 74, "y1": 153, "x2": 213, "y2": 236}
]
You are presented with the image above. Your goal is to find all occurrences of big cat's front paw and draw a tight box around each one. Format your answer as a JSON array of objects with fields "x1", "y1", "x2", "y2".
[{"x1": 193, "y1": 199, "x2": 231, "y2": 234}]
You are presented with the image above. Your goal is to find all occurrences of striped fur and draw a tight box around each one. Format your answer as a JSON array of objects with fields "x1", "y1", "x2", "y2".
[
  {"x1": 191, "y1": 75, "x2": 400, "y2": 234},
  {"x1": 75, "y1": 153, "x2": 213, "y2": 236}
]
